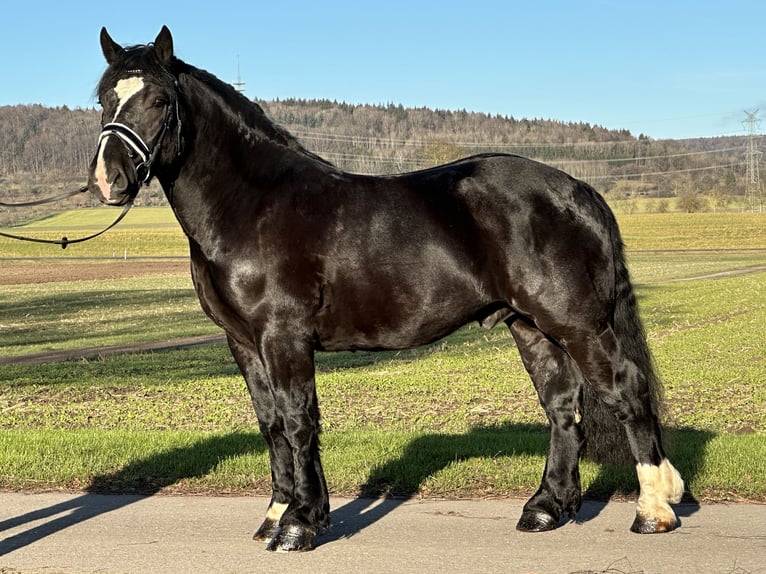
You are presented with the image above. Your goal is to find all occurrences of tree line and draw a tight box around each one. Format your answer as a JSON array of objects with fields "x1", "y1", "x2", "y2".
[
  {"x1": 0, "y1": 100, "x2": 756, "y2": 225},
  {"x1": 260, "y1": 98, "x2": 750, "y2": 204},
  {"x1": 0, "y1": 105, "x2": 100, "y2": 176}
]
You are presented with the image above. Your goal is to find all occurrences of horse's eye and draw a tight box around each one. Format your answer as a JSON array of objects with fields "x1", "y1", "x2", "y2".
[{"x1": 154, "y1": 97, "x2": 169, "y2": 108}]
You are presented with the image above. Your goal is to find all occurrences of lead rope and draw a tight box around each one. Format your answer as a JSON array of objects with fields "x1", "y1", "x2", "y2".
[
  {"x1": 0, "y1": 185, "x2": 88, "y2": 208},
  {"x1": 0, "y1": 186, "x2": 134, "y2": 249}
]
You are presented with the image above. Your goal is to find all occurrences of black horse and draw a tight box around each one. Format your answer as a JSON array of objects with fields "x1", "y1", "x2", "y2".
[{"x1": 87, "y1": 27, "x2": 684, "y2": 552}]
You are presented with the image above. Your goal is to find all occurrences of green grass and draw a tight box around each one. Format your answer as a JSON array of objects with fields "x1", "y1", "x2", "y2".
[
  {"x1": 0, "y1": 210, "x2": 765, "y2": 502},
  {"x1": 1, "y1": 428, "x2": 762, "y2": 502},
  {"x1": 645, "y1": 275, "x2": 766, "y2": 434},
  {"x1": 627, "y1": 250, "x2": 766, "y2": 283},
  {"x1": 1, "y1": 251, "x2": 764, "y2": 358},
  {"x1": 617, "y1": 212, "x2": 766, "y2": 250},
  {"x1": 2, "y1": 273, "x2": 763, "y2": 436},
  {"x1": 26, "y1": 206, "x2": 179, "y2": 229}
]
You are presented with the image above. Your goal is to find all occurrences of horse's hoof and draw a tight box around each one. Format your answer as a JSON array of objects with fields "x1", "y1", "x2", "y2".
[
  {"x1": 253, "y1": 518, "x2": 279, "y2": 542},
  {"x1": 516, "y1": 510, "x2": 558, "y2": 532},
  {"x1": 265, "y1": 524, "x2": 316, "y2": 552},
  {"x1": 630, "y1": 513, "x2": 678, "y2": 534}
]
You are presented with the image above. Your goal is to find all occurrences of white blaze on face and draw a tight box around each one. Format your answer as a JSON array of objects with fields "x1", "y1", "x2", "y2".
[{"x1": 94, "y1": 77, "x2": 145, "y2": 198}]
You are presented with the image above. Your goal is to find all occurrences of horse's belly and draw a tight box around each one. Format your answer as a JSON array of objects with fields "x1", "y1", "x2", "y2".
[{"x1": 314, "y1": 279, "x2": 485, "y2": 352}]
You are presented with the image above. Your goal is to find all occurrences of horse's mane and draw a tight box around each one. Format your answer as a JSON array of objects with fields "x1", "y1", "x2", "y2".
[
  {"x1": 177, "y1": 59, "x2": 335, "y2": 168},
  {"x1": 98, "y1": 43, "x2": 334, "y2": 168}
]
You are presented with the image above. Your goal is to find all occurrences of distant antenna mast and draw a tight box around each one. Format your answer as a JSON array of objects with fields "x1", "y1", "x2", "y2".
[
  {"x1": 232, "y1": 55, "x2": 246, "y2": 94},
  {"x1": 743, "y1": 110, "x2": 763, "y2": 213}
]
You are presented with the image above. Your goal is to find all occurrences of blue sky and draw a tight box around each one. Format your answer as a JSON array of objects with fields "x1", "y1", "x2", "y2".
[{"x1": 2, "y1": 0, "x2": 764, "y2": 140}]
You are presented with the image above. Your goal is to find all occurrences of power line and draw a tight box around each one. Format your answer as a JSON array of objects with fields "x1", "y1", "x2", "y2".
[
  {"x1": 585, "y1": 162, "x2": 745, "y2": 180},
  {"x1": 286, "y1": 126, "x2": 756, "y2": 182},
  {"x1": 551, "y1": 148, "x2": 742, "y2": 165},
  {"x1": 291, "y1": 129, "x2": 642, "y2": 149},
  {"x1": 743, "y1": 110, "x2": 764, "y2": 212},
  {"x1": 300, "y1": 140, "x2": 747, "y2": 176},
  {"x1": 291, "y1": 128, "x2": 743, "y2": 163},
  {"x1": 314, "y1": 148, "x2": 746, "y2": 180},
  {"x1": 321, "y1": 152, "x2": 423, "y2": 167}
]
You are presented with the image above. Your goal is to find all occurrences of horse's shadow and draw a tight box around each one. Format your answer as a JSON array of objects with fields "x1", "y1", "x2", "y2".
[
  {"x1": 318, "y1": 424, "x2": 709, "y2": 545},
  {"x1": 0, "y1": 425, "x2": 710, "y2": 555}
]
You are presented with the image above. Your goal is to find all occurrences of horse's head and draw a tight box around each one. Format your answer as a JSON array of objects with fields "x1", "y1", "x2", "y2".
[{"x1": 87, "y1": 26, "x2": 182, "y2": 205}]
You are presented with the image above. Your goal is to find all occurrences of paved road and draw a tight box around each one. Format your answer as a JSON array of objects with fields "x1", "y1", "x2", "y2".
[{"x1": 1, "y1": 492, "x2": 764, "y2": 574}]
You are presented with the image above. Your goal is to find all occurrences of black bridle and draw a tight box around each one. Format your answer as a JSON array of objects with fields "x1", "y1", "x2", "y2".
[
  {"x1": 98, "y1": 90, "x2": 180, "y2": 185},
  {"x1": 0, "y1": 88, "x2": 180, "y2": 249}
]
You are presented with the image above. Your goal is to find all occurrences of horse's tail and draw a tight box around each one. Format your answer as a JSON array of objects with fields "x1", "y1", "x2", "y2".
[{"x1": 581, "y1": 202, "x2": 664, "y2": 465}]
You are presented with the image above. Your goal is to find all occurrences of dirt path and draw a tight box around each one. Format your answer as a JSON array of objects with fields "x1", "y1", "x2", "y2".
[
  {"x1": 0, "y1": 333, "x2": 226, "y2": 366},
  {"x1": 0, "y1": 260, "x2": 189, "y2": 284},
  {"x1": 668, "y1": 264, "x2": 766, "y2": 281},
  {"x1": 5, "y1": 259, "x2": 764, "y2": 286}
]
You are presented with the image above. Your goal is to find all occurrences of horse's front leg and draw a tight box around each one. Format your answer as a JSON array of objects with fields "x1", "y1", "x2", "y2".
[{"x1": 227, "y1": 334, "x2": 329, "y2": 552}]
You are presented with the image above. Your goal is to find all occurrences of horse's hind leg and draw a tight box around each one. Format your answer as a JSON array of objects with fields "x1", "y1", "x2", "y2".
[
  {"x1": 564, "y1": 326, "x2": 684, "y2": 533},
  {"x1": 508, "y1": 317, "x2": 586, "y2": 532}
]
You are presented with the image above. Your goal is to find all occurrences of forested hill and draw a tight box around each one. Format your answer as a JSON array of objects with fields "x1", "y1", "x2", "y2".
[{"x1": 0, "y1": 100, "x2": 751, "y2": 223}]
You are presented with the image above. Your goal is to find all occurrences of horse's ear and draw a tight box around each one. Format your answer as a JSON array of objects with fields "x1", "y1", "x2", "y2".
[
  {"x1": 100, "y1": 27, "x2": 124, "y2": 65},
  {"x1": 154, "y1": 26, "x2": 174, "y2": 65}
]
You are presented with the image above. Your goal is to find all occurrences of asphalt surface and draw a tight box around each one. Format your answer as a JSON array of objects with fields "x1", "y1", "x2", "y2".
[{"x1": 1, "y1": 492, "x2": 764, "y2": 574}]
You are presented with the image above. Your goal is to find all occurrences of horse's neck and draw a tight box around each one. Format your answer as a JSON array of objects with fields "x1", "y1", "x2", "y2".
[{"x1": 161, "y1": 77, "x2": 326, "y2": 254}]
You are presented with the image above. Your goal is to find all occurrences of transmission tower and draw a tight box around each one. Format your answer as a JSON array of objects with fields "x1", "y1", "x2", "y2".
[
  {"x1": 232, "y1": 55, "x2": 246, "y2": 94},
  {"x1": 743, "y1": 110, "x2": 764, "y2": 213}
]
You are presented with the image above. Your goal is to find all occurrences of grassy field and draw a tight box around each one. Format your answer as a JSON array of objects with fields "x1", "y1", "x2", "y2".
[
  {"x1": 617, "y1": 212, "x2": 766, "y2": 250},
  {"x1": 0, "y1": 208, "x2": 764, "y2": 502},
  {"x1": 1, "y1": 207, "x2": 765, "y2": 257}
]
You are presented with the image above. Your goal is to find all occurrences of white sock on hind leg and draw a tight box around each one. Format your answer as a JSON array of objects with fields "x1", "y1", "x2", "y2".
[{"x1": 636, "y1": 458, "x2": 684, "y2": 522}]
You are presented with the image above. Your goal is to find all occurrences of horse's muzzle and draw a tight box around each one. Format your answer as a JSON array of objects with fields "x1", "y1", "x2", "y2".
[{"x1": 87, "y1": 143, "x2": 140, "y2": 205}]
